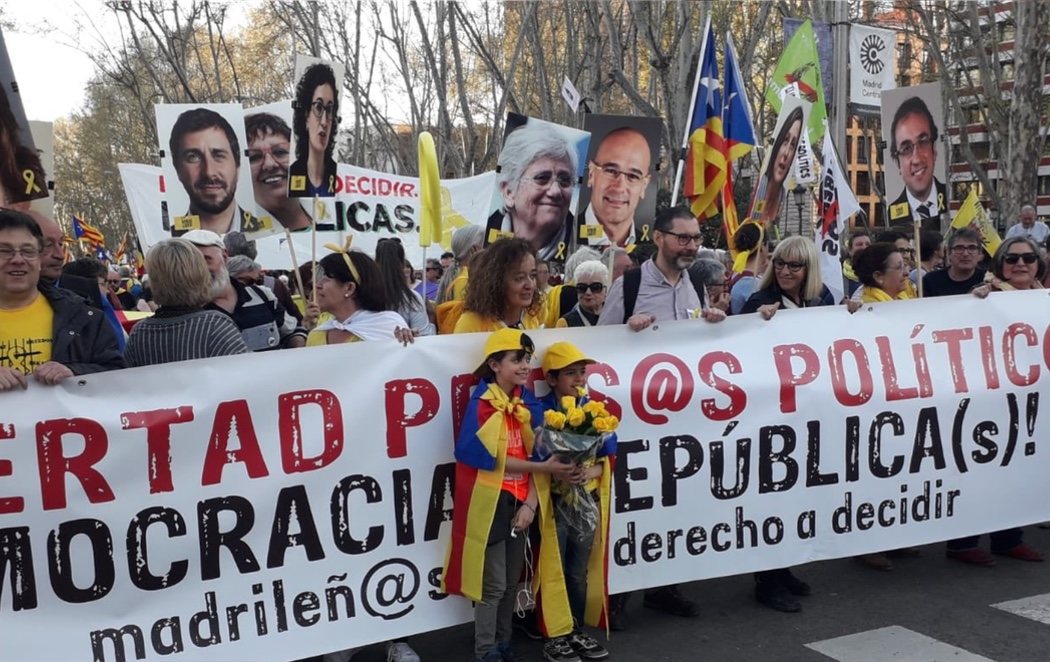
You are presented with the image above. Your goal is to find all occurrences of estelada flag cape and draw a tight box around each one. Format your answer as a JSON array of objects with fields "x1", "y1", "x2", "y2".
[{"x1": 441, "y1": 381, "x2": 574, "y2": 637}]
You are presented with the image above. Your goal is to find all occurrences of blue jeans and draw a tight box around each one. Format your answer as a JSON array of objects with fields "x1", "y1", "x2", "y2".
[{"x1": 553, "y1": 494, "x2": 596, "y2": 628}]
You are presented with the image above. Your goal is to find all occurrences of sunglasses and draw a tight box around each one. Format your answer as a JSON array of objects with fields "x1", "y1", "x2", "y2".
[
  {"x1": 1003, "y1": 253, "x2": 1038, "y2": 265},
  {"x1": 575, "y1": 282, "x2": 605, "y2": 294}
]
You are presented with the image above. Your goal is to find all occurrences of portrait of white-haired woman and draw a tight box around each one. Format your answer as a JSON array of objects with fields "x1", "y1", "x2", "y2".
[{"x1": 486, "y1": 121, "x2": 579, "y2": 261}]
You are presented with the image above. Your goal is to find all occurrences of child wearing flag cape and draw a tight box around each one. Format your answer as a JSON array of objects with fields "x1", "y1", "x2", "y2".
[
  {"x1": 536, "y1": 341, "x2": 616, "y2": 661},
  {"x1": 442, "y1": 328, "x2": 576, "y2": 662}
]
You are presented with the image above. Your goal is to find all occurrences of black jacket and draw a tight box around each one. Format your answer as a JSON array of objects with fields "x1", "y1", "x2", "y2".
[
  {"x1": 739, "y1": 282, "x2": 835, "y2": 315},
  {"x1": 42, "y1": 285, "x2": 125, "y2": 375}
]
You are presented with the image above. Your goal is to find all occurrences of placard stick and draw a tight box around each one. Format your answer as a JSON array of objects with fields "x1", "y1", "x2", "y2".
[
  {"x1": 311, "y1": 194, "x2": 319, "y2": 303},
  {"x1": 284, "y1": 227, "x2": 306, "y2": 301},
  {"x1": 914, "y1": 218, "x2": 923, "y2": 298}
]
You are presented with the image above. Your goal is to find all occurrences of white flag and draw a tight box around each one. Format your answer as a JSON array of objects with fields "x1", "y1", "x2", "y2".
[
  {"x1": 780, "y1": 83, "x2": 817, "y2": 185},
  {"x1": 815, "y1": 132, "x2": 861, "y2": 303},
  {"x1": 849, "y1": 24, "x2": 897, "y2": 107}
]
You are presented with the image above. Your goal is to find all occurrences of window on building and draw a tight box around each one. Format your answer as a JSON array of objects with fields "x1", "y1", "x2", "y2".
[
  {"x1": 857, "y1": 134, "x2": 868, "y2": 164},
  {"x1": 876, "y1": 172, "x2": 885, "y2": 194},
  {"x1": 846, "y1": 134, "x2": 854, "y2": 162},
  {"x1": 952, "y1": 181, "x2": 972, "y2": 200},
  {"x1": 1038, "y1": 176, "x2": 1050, "y2": 197},
  {"x1": 873, "y1": 202, "x2": 886, "y2": 226},
  {"x1": 856, "y1": 172, "x2": 871, "y2": 196}
]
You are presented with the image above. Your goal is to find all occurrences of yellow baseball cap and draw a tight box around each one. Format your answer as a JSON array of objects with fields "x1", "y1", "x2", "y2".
[
  {"x1": 475, "y1": 328, "x2": 535, "y2": 376},
  {"x1": 541, "y1": 341, "x2": 595, "y2": 373}
]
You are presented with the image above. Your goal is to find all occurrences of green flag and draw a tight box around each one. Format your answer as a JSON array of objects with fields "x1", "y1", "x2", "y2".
[{"x1": 766, "y1": 19, "x2": 827, "y2": 143}]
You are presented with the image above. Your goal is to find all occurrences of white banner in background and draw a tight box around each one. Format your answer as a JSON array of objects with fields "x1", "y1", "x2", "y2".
[
  {"x1": 2, "y1": 293, "x2": 1050, "y2": 661},
  {"x1": 850, "y1": 24, "x2": 897, "y2": 107},
  {"x1": 120, "y1": 162, "x2": 494, "y2": 270}
]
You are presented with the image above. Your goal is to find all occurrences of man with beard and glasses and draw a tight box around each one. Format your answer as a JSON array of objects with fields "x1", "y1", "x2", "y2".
[
  {"x1": 596, "y1": 206, "x2": 724, "y2": 631},
  {"x1": 169, "y1": 108, "x2": 261, "y2": 235},
  {"x1": 183, "y1": 229, "x2": 305, "y2": 351},
  {"x1": 245, "y1": 112, "x2": 312, "y2": 231}
]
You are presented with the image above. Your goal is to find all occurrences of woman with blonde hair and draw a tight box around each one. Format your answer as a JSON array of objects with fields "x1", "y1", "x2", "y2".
[
  {"x1": 125, "y1": 239, "x2": 248, "y2": 367},
  {"x1": 740, "y1": 236, "x2": 833, "y2": 318}
]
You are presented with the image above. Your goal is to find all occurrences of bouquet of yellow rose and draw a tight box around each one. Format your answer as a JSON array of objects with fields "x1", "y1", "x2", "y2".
[{"x1": 536, "y1": 389, "x2": 619, "y2": 540}]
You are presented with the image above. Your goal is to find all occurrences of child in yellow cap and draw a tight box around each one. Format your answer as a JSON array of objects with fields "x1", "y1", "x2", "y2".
[
  {"x1": 536, "y1": 341, "x2": 617, "y2": 661},
  {"x1": 442, "y1": 328, "x2": 575, "y2": 662}
]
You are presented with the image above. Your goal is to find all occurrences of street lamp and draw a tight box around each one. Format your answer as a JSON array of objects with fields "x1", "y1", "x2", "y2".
[{"x1": 792, "y1": 186, "x2": 807, "y2": 235}]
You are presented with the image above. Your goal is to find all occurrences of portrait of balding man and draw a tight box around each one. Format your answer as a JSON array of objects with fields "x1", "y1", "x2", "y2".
[{"x1": 579, "y1": 116, "x2": 661, "y2": 248}]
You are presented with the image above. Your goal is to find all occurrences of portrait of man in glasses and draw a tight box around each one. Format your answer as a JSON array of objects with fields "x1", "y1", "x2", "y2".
[
  {"x1": 163, "y1": 105, "x2": 261, "y2": 235},
  {"x1": 884, "y1": 93, "x2": 947, "y2": 232},
  {"x1": 486, "y1": 115, "x2": 590, "y2": 261},
  {"x1": 579, "y1": 116, "x2": 662, "y2": 248},
  {"x1": 288, "y1": 58, "x2": 343, "y2": 198}
]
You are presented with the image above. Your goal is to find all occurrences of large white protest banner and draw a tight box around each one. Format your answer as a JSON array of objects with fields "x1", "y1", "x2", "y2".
[
  {"x1": 2, "y1": 293, "x2": 1049, "y2": 661},
  {"x1": 120, "y1": 161, "x2": 494, "y2": 270},
  {"x1": 850, "y1": 24, "x2": 897, "y2": 108}
]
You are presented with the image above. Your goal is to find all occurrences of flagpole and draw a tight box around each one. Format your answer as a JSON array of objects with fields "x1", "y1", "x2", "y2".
[{"x1": 671, "y1": 16, "x2": 713, "y2": 207}]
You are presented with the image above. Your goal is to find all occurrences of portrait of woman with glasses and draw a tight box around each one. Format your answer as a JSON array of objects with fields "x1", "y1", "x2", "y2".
[
  {"x1": 289, "y1": 62, "x2": 339, "y2": 198},
  {"x1": 486, "y1": 119, "x2": 585, "y2": 261}
]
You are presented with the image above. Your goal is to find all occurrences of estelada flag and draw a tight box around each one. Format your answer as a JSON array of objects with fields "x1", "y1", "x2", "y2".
[
  {"x1": 951, "y1": 188, "x2": 1001, "y2": 256},
  {"x1": 767, "y1": 19, "x2": 827, "y2": 144},
  {"x1": 71, "y1": 215, "x2": 105, "y2": 246},
  {"x1": 720, "y1": 33, "x2": 757, "y2": 246},
  {"x1": 681, "y1": 19, "x2": 726, "y2": 220}
]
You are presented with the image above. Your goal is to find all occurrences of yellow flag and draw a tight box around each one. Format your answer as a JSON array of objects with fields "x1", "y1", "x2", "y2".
[
  {"x1": 417, "y1": 131, "x2": 441, "y2": 248},
  {"x1": 951, "y1": 188, "x2": 1001, "y2": 256}
]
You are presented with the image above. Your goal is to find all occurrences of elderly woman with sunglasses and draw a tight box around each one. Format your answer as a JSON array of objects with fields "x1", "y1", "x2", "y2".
[
  {"x1": 972, "y1": 237, "x2": 1045, "y2": 297},
  {"x1": 555, "y1": 260, "x2": 609, "y2": 327},
  {"x1": 740, "y1": 236, "x2": 834, "y2": 320}
]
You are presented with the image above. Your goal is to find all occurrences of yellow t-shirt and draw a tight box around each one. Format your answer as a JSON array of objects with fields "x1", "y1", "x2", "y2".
[
  {"x1": 0, "y1": 295, "x2": 53, "y2": 373},
  {"x1": 453, "y1": 310, "x2": 542, "y2": 334}
]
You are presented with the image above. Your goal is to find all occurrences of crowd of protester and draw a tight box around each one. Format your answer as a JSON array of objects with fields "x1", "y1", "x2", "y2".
[{"x1": 1, "y1": 201, "x2": 1047, "y2": 662}]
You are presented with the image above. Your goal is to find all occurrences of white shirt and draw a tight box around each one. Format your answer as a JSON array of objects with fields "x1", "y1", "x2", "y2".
[
  {"x1": 905, "y1": 186, "x2": 940, "y2": 223},
  {"x1": 1005, "y1": 221, "x2": 1050, "y2": 244},
  {"x1": 583, "y1": 204, "x2": 636, "y2": 248}
]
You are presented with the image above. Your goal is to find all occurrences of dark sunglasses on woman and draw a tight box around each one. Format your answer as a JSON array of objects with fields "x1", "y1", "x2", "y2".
[
  {"x1": 575, "y1": 282, "x2": 605, "y2": 293},
  {"x1": 1003, "y1": 253, "x2": 1038, "y2": 265}
]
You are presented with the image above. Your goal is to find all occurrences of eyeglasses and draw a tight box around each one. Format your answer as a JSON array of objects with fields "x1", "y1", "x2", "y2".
[
  {"x1": 0, "y1": 246, "x2": 41, "y2": 261},
  {"x1": 426, "y1": 266, "x2": 442, "y2": 273},
  {"x1": 575, "y1": 282, "x2": 605, "y2": 294},
  {"x1": 310, "y1": 100, "x2": 335, "y2": 120},
  {"x1": 1003, "y1": 252, "x2": 1038, "y2": 265},
  {"x1": 106, "y1": 279, "x2": 121, "y2": 286},
  {"x1": 950, "y1": 244, "x2": 981, "y2": 254},
  {"x1": 894, "y1": 134, "x2": 934, "y2": 158},
  {"x1": 660, "y1": 230, "x2": 703, "y2": 247},
  {"x1": 525, "y1": 171, "x2": 575, "y2": 189},
  {"x1": 590, "y1": 162, "x2": 648, "y2": 185},
  {"x1": 773, "y1": 258, "x2": 806, "y2": 273}
]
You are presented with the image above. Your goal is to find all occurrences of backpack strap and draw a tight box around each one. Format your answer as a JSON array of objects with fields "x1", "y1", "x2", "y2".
[{"x1": 622, "y1": 267, "x2": 643, "y2": 323}]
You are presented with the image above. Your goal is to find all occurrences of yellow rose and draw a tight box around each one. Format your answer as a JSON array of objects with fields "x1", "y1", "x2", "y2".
[
  {"x1": 604, "y1": 415, "x2": 620, "y2": 431},
  {"x1": 582, "y1": 400, "x2": 604, "y2": 416},
  {"x1": 594, "y1": 416, "x2": 613, "y2": 432},
  {"x1": 560, "y1": 395, "x2": 577, "y2": 411},
  {"x1": 544, "y1": 410, "x2": 567, "y2": 430},
  {"x1": 567, "y1": 407, "x2": 586, "y2": 427}
]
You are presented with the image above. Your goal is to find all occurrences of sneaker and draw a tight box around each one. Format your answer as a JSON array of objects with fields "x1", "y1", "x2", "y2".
[
  {"x1": 386, "y1": 642, "x2": 420, "y2": 662},
  {"x1": 568, "y1": 631, "x2": 609, "y2": 660},
  {"x1": 512, "y1": 611, "x2": 543, "y2": 640},
  {"x1": 496, "y1": 641, "x2": 520, "y2": 662},
  {"x1": 642, "y1": 585, "x2": 699, "y2": 617},
  {"x1": 946, "y1": 548, "x2": 996, "y2": 566},
  {"x1": 543, "y1": 636, "x2": 582, "y2": 662},
  {"x1": 754, "y1": 583, "x2": 801, "y2": 613},
  {"x1": 780, "y1": 570, "x2": 812, "y2": 597},
  {"x1": 993, "y1": 543, "x2": 1044, "y2": 562}
]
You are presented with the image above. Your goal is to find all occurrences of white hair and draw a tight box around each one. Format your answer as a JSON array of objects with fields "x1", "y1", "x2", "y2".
[
  {"x1": 563, "y1": 246, "x2": 601, "y2": 284},
  {"x1": 573, "y1": 260, "x2": 610, "y2": 286}
]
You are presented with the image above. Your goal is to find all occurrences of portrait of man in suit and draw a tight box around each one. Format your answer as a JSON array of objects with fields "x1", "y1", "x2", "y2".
[{"x1": 887, "y1": 95, "x2": 947, "y2": 232}]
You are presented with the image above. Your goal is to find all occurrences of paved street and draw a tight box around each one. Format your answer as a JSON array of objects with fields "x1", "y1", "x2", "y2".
[{"x1": 343, "y1": 527, "x2": 1050, "y2": 661}]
